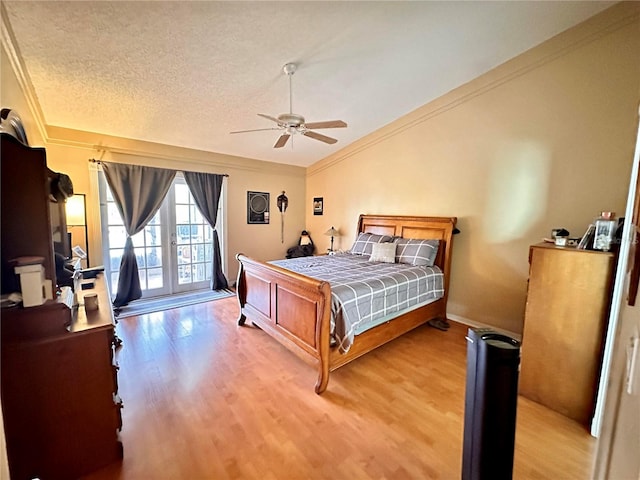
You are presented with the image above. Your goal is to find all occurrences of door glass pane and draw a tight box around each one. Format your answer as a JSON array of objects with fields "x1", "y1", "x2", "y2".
[
  {"x1": 175, "y1": 183, "x2": 190, "y2": 204},
  {"x1": 109, "y1": 227, "x2": 127, "y2": 249},
  {"x1": 138, "y1": 269, "x2": 147, "y2": 290},
  {"x1": 135, "y1": 247, "x2": 146, "y2": 268},
  {"x1": 107, "y1": 202, "x2": 122, "y2": 224},
  {"x1": 109, "y1": 249, "x2": 124, "y2": 272},
  {"x1": 146, "y1": 247, "x2": 162, "y2": 268},
  {"x1": 176, "y1": 205, "x2": 190, "y2": 225},
  {"x1": 147, "y1": 268, "x2": 164, "y2": 289},
  {"x1": 177, "y1": 245, "x2": 189, "y2": 264},
  {"x1": 192, "y1": 205, "x2": 203, "y2": 225},
  {"x1": 111, "y1": 272, "x2": 119, "y2": 289},
  {"x1": 194, "y1": 263, "x2": 206, "y2": 282},
  {"x1": 145, "y1": 225, "x2": 161, "y2": 246},
  {"x1": 178, "y1": 265, "x2": 191, "y2": 284},
  {"x1": 176, "y1": 225, "x2": 190, "y2": 245}
]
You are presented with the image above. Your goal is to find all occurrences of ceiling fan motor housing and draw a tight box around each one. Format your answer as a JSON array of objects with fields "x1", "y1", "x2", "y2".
[
  {"x1": 278, "y1": 113, "x2": 305, "y2": 128},
  {"x1": 283, "y1": 63, "x2": 297, "y2": 75}
]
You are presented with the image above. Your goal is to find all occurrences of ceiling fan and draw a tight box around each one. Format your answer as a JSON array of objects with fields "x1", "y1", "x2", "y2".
[{"x1": 231, "y1": 63, "x2": 347, "y2": 149}]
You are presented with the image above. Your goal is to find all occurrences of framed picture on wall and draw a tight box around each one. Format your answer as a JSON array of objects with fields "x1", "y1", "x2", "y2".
[
  {"x1": 313, "y1": 197, "x2": 323, "y2": 215},
  {"x1": 247, "y1": 191, "x2": 270, "y2": 224}
]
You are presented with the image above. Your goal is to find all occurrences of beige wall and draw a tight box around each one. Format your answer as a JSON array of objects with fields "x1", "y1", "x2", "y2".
[
  {"x1": 2, "y1": 46, "x2": 307, "y2": 285},
  {"x1": 306, "y1": 4, "x2": 640, "y2": 334}
]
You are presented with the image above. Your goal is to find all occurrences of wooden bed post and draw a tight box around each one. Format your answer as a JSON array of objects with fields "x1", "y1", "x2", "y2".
[
  {"x1": 235, "y1": 254, "x2": 247, "y2": 326},
  {"x1": 314, "y1": 281, "x2": 332, "y2": 394}
]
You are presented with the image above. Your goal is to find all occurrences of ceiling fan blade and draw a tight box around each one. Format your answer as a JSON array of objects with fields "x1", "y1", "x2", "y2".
[
  {"x1": 257, "y1": 113, "x2": 282, "y2": 125},
  {"x1": 303, "y1": 130, "x2": 338, "y2": 145},
  {"x1": 303, "y1": 120, "x2": 347, "y2": 130},
  {"x1": 274, "y1": 134, "x2": 290, "y2": 148},
  {"x1": 230, "y1": 127, "x2": 281, "y2": 134}
]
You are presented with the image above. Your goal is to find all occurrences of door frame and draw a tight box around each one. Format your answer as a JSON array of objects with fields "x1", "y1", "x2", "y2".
[{"x1": 592, "y1": 105, "x2": 640, "y2": 478}]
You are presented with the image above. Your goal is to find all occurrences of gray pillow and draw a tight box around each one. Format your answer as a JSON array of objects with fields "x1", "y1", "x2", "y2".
[
  {"x1": 369, "y1": 242, "x2": 396, "y2": 263},
  {"x1": 350, "y1": 233, "x2": 394, "y2": 255},
  {"x1": 395, "y1": 238, "x2": 440, "y2": 266}
]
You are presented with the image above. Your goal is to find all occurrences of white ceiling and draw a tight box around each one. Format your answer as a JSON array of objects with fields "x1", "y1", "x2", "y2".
[{"x1": 3, "y1": 1, "x2": 614, "y2": 167}]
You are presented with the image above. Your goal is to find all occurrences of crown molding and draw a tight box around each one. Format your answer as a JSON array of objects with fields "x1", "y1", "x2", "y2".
[
  {"x1": 1, "y1": 3, "x2": 48, "y2": 144},
  {"x1": 42, "y1": 125, "x2": 305, "y2": 177}
]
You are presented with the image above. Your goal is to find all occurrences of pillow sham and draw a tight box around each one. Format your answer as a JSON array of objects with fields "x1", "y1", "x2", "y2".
[
  {"x1": 349, "y1": 233, "x2": 394, "y2": 255},
  {"x1": 395, "y1": 238, "x2": 440, "y2": 266},
  {"x1": 369, "y1": 242, "x2": 396, "y2": 263}
]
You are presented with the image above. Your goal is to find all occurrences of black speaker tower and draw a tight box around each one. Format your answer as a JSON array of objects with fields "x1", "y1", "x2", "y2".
[{"x1": 462, "y1": 328, "x2": 521, "y2": 480}]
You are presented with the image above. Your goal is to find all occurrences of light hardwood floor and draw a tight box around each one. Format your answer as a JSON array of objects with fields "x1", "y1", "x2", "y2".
[{"x1": 83, "y1": 296, "x2": 595, "y2": 479}]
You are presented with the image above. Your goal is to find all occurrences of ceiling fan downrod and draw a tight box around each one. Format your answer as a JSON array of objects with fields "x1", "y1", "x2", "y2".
[{"x1": 283, "y1": 62, "x2": 297, "y2": 115}]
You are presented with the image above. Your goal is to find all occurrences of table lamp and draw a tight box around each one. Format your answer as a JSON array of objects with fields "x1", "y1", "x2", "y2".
[{"x1": 324, "y1": 226, "x2": 340, "y2": 254}]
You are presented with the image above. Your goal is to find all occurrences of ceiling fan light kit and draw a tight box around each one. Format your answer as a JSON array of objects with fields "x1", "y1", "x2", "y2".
[{"x1": 231, "y1": 62, "x2": 347, "y2": 149}]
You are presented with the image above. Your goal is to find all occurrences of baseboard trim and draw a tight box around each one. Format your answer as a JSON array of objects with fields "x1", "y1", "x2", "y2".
[{"x1": 447, "y1": 313, "x2": 522, "y2": 342}]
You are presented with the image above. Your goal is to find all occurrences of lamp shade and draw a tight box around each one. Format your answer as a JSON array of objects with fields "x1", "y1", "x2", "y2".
[
  {"x1": 65, "y1": 194, "x2": 86, "y2": 226},
  {"x1": 324, "y1": 226, "x2": 340, "y2": 237}
]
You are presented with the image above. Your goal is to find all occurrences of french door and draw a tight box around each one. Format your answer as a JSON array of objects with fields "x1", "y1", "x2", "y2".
[{"x1": 100, "y1": 172, "x2": 223, "y2": 299}]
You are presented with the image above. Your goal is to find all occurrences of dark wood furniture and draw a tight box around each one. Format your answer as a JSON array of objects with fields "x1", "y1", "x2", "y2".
[
  {"x1": 1, "y1": 277, "x2": 123, "y2": 479},
  {"x1": 236, "y1": 214, "x2": 457, "y2": 394},
  {"x1": 0, "y1": 132, "x2": 123, "y2": 478},
  {"x1": 0, "y1": 133, "x2": 56, "y2": 294},
  {"x1": 519, "y1": 243, "x2": 616, "y2": 426}
]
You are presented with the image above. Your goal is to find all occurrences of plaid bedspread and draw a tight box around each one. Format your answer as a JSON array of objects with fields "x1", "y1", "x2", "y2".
[{"x1": 270, "y1": 253, "x2": 444, "y2": 353}]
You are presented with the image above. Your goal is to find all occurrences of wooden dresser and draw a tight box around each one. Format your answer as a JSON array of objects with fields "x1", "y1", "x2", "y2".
[
  {"x1": 1, "y1": 275, "x2": 123, "y2": 479},
  {"x1": 519, "y1": 243, "x2": 616, "y2": 427}
]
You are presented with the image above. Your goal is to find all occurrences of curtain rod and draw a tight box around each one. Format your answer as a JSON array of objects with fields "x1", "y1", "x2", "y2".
[{"x1": 88, "y1": 159, "x2": 229, "y2": 177}]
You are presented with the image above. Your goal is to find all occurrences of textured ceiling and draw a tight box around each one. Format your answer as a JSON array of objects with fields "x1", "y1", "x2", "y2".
[{"x1": 3, "y1": 1, "x2": 613, "y2": 167}]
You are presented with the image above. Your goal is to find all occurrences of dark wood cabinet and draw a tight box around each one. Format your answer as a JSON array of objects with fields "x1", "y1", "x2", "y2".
[
  {"x1": 1, "y1": 280, "x2": 123, "y2": 479},
  {"x1": 0, "y1": 133, "x2": 55, "y2": 294},
  {"x1": 1, "y1": 132, "x2": 123, "y2": 478}
]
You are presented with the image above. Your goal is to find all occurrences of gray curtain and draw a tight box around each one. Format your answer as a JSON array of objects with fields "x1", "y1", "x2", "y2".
[
  {"x1": 103, "y1": 163, "x2": 176, "y2": 307},
  {"x1": 183, "y1": 172, "x2": 228, "y2": 290}
]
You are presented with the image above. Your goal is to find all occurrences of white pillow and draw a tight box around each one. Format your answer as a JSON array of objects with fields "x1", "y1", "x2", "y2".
[{"x1": 369, "y1": 242, "x2": 396, "y2": 263}]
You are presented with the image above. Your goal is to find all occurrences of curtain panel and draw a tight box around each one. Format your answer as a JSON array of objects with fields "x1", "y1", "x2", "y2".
[
  {"x1": 103, "y1": 163, "x2": 176, "y2": 307},
  {"x1": 183, "y1": 172, "x2": 228, "y2": 290}
]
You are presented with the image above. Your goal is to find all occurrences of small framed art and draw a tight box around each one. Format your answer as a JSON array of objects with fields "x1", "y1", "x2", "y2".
[
  {"x1": 247, "y1": 191, "x2": 270, "y2": 224},
  {"x1": 313, "y1": 197, "x2": 323, "y2": 216}
]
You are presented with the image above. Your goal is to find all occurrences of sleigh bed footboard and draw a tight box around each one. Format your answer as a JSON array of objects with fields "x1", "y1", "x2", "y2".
[{"x1": 236, "y1": 253, "x2": 332, "y2": 393}]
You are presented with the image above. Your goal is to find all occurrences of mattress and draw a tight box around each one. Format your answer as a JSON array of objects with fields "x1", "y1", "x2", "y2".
[{"x1": 270, "y1": 253, "x2": 444, "y2": 353}]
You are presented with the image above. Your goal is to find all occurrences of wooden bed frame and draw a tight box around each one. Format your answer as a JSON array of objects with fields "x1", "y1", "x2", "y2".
[{"x1": 235, "y1": 214, "x2": 457, "y2": 394}]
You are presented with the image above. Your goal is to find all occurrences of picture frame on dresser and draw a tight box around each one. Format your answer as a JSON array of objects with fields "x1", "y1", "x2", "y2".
[{"x1": 577, "y1": 224, "x2": 595, "y2": 250}]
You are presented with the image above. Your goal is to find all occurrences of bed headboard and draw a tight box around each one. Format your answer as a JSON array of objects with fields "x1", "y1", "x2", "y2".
[{"x1": 356, "y1": 214, "x2": 458, "y2": 298}]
